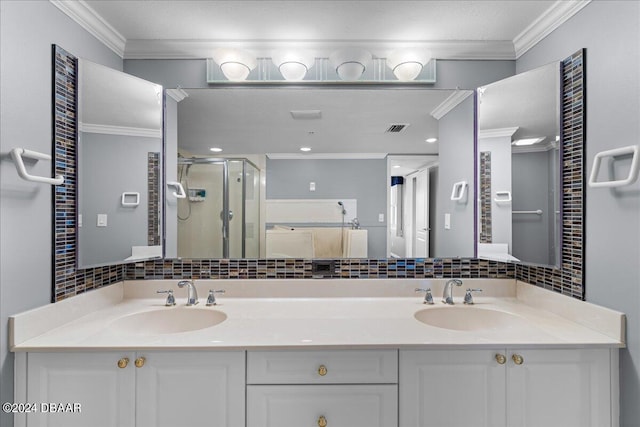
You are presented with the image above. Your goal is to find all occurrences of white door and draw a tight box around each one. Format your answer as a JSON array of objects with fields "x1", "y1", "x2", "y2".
[
  {"x1": 247, "y1": 384, "x2": 397, "y2": 427},
  {"x1": 413, "y1": 169, "x2": 429, "y2": 257},
  {"x1": 135, "y1": 351, "x2": 245, "y2": 427},
  {"x1": 26, "y1": 352, "x2": 135, "y2": 427},
  {"x1": 506, "y1": 349, "x2": 612, "y2": 427},
  {"x1": 400, "y1": 349, "x2": 507, "y2": 427}
]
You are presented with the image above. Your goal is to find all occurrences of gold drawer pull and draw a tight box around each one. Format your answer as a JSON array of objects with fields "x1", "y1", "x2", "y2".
[
  {"x1": 512, "y1": 354, "x2": 524, "y2": 365},
  {"x1": 318, "y1": 415, "x2": 327, "y2": 427},
  {"x1": 135, "y1": 357, "x2": 146, "y2": 368},
  {"x1": 318, "y1": 365, "x2": 328, "y2": 376},
  {"x1": 117, "y1": 357, "x2": 129, "y2": 369},
  {"x1": 495, "y1": 354, "x2": 506, "y2": 365}
]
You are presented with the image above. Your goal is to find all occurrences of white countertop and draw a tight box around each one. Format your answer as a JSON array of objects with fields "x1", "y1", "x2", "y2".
[{"x1": 10, "y1": 279, "x2": 625, "y2": 351}]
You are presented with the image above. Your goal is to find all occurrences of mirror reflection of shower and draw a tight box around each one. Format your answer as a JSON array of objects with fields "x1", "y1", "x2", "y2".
[{"x1": 176, "y1": 157, "x2": 260, "y2": 259}]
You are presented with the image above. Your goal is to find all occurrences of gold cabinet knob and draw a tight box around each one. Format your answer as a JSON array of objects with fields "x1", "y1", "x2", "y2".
[
  {"x1": 512, "y1": 354, "x2": 524, "y2": 365},
  {"x1": 134, "y1": 357, "x2": 146, "y2": 368},
  {"x1": 318, "y1": 365, "x2": 328, "y2": 376},
  {"x1": 117, "y1": 357, "x2": 129, "y2": 369},
  {"x1": 318, "y1": 415, "x2": 327, "y2": 427},
  {"x1": 495, "y1": 354, "x2": 506, "y2": 365}
]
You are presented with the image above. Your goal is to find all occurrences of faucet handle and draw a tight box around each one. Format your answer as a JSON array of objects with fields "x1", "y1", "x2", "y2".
[
  {"x1": 415, "y1": 288, "x2": 434, "y2": 304},
  {"x1": 157, "y1": 290, "x2": 176, "y2": 306},
  {"x1": 206, "y1": 289, "x2": 226, "y2": 306},
  {"x1": 464, "y1": 288, "x2": 483, "y2": 305}
]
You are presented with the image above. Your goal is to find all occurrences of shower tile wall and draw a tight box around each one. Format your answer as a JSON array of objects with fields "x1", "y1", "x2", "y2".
[{"x1": 52, "y1": 47, "x2": 585, "y2": 302}]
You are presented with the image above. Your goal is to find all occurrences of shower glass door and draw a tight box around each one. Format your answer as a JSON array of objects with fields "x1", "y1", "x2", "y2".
[
  {"x1": 177, "y1": 161, "x2": 225, "y2": 258},
  {"x1": 175, "y1": 158, "x2": 260, "y2": 259}
]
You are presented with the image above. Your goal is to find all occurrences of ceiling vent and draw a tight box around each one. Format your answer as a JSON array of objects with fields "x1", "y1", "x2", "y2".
[{"x1": 385, "y1": 123, "x2": 409, "y2": 133}]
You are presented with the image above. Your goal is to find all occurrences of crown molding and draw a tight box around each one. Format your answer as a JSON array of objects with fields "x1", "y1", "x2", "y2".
[
  {"x1": 166, "y1": 88, "x2": 190, "y2": 102},
  {"x1": 80, "y1": 123, "x2": 162, "y2": 138},
  {"x1": 430, "y1": 90, "x2": 474, "y2": 120},
  {"x1": 513, "y1": 0, "x2": 591, "y2": 59},
  {"x1": 123, "y1": 39, "x2": 516, "y2": 60},
  {"x1": 478, "y1": 127, "x2": 519, "y2": 139},
  {"x1": 50, "y1": 0, "x2": 126, "y2": 58}
]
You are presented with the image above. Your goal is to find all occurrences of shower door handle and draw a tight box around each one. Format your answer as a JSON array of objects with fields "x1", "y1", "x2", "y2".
[{"x1": 219, "y1": 210, "x2": 234, "y2": 221}]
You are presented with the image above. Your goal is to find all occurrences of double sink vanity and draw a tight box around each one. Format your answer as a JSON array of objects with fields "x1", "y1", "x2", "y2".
[{"x1": 11, "y1": 278, "x2": 624, "y2": 427}]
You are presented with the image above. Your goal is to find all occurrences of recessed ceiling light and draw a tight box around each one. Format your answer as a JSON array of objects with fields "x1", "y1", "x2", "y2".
[
  {"x1": 291, "y1": 110, "x2": 322, "y2": 120},
  {"x1": 425, "y1": 138, "x2": 438, "y2": 143},
  {"x1": 210, "y1": 147, "x2": 223, "y2": 152},
  {"x1": 393, "y1": 165, "x2": 401, "y2": 168},
  {"x1": 512, "y1": 137, "x2": 545, "y2": 146},
  {"x1": 300, "y1": 147, "x2": 312, "y2": 152}
]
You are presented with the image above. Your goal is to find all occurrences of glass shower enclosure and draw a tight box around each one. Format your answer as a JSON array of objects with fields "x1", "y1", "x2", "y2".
[{"x1": 174, "y1": 157, "x2": 260, "y2": 258}]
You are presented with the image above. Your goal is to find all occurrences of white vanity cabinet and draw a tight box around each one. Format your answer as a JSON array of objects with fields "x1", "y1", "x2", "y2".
[
  {"x1": 20, "y1": 351, "x2": 245, "y2": 427},
  {"x1": 400, "y1": 348, "x2": 616, "y2": 427},
  {"x1": 246, "y1": 350, "x2": 398, "y2": 427}
]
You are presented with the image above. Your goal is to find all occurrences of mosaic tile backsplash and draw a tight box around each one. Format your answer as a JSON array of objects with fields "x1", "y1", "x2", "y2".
[
  {"x1": 52, "y1": 45, "x2": 124, "y2": 301},
  {"x1": 52, "y1": 47, "x2": 585, "y2": 302},
  {"x1": 515, "y1": 49, "x2": 586, "y2": 300},
  {"x1": 479, "y1": 151, "x2": 492, "y2": 243}
]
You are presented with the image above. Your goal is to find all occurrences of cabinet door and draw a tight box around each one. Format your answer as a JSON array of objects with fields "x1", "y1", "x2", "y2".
[
  {"x1": 26, "y1": 352, "x2": 135, "y2": 427},
  {"x1": 399, "y1": 349, "x2": 506, "y2": 427},
  {"x1": 135, "y1": 351, "x2": 245, "y2": 427},
  {"x1": 507, "y1": 348, "x2": 612, "y2": 427},
  {"x1": 247, "y1": 384, "x2": 397, "y2": 427}
]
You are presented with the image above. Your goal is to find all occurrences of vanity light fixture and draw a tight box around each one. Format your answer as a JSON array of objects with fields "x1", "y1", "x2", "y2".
[
  {"x1": 425, "y1": 137, "x2": 438, "y2": 143},
  {"x1": 386, "y1": 49, "x2": 432, "y2": 81},
  {"x1": 210, "y1": 147, "x2": 223, "y2": 152},
  {"x1": 272, "y1": 50, "x2": 315, "y2": 81},
  {"x1": 512, "y1": 137, "x2": 545, "y2": 146},
  {"x1": 329, "y1": 48, "x2": 372, "y2": 81},
  {"x1": 212, "y1": 48, "x2": 257, "y2": 81}
]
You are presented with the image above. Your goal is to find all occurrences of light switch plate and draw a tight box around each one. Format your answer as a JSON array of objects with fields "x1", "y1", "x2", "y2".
[
  {"x1": 97, "y1": 214, "x2": 108, "y2": 227},
  {"x1": 309, "y1": 182, "x2": 316, "y2": 191},
  {"x1": 444, "y1": 213, "x2": 451, "y2": 230},
  {"x1": 378, "y1": 213, "x2": 385, "y2": 222}
]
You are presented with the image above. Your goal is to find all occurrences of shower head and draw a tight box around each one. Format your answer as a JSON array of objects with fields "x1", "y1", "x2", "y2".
[{"x1": 338, "y1": 201, "x2": 346, "y2": 215}]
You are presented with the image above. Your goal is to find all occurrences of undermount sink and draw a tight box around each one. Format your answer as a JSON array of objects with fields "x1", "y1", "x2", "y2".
[
  {"x1": 414, "y1": 306, "x2": 526, "y2": 331},
  {"x1": 110, "y1": 308, "x2": 227, "y2": 334}
]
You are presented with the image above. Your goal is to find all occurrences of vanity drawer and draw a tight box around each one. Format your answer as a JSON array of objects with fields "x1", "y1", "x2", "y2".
[
  {"x1": 247, "y1": 350, "x2": 398, "y2": 384},
  {"x1": 247, "y1": 384, "x2": 398, "y2": 427}
]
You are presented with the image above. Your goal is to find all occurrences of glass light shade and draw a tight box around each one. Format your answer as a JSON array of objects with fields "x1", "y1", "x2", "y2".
[
  {"x1": 329, "y1": 48, "x2": 372, "y2": 81},
  {"x1": 212, "y1": 48, "x2": 257, "y2": 81},
  {"x1": 272, "y1": 51, "x2": 315, "y2": 81},
  {"x1": 386, "y1": 49, "x2": 431, "y2": 81}
]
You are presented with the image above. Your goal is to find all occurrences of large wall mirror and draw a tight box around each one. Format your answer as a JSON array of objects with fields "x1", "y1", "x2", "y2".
[
  {"x1": 164, "y1": 87, "x2": 477, "y2": 260},
  {"x1": 476, "y1": 62, "x2": 561, "y2": 267},
  {"x1": 77, "y1": 60, "x2": 164, "y2": 268}
]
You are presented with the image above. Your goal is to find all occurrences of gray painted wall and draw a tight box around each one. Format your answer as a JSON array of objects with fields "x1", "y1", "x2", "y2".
[
  {"x1": 78, "y1": 133, "x2": 160, "y2": 267},
  {"x1": 0, "y1": 2, "x2": 122, "y2": 426},
  {"x1": 516, "y1": 1, "x2": 640, "y2": 425},
  {"x1": 512, "y1": 150, "x2": 555, "y2": 265},
  {"x1": 435, "y1": 95, "x2": 476, "y2": 257},
  {"x1": 266, "y1": 158, "x2": 387, "y2": 258}
]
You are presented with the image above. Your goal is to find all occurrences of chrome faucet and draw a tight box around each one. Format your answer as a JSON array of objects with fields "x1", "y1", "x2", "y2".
[
  {"x1": 442, "y1": 279, "x2": 463, "y2": 305},
  {"x1": 177, "y1": 280, "x2": 198, "y2": 306}
]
